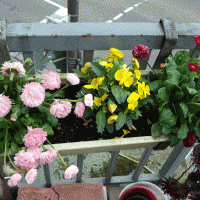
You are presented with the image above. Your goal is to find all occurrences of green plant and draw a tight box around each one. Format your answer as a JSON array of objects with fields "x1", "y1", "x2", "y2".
[{"x1": 140, "y1": 49, "x2": 200, "y2": 148}]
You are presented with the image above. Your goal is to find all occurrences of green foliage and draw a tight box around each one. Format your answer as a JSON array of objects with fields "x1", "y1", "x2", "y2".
[{"x1": 148, "y1": 49, "x2": 200, "y2": 147}]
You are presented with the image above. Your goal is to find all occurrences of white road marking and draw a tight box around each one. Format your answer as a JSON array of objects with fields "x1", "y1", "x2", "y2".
[
  {"x1": 134, "y1": 2, "x2": 143, "y2": 7},
  {"x1": 43, "y1": 0, "x2": 66, "y2": 9},
  {"x1": 106, "y1": 20, "x2": 113, "y2": 23},
  {"x1": 113, "y1": 13, "x2": 124, "y2": 20},
  {"x1": 124, "y1": 7, "x2": 134, "y2": 13}
]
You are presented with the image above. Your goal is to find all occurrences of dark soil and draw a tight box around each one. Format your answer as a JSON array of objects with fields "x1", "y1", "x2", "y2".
[{"x1": 42, "y1": 82, "x2": 159, "y2": 145}]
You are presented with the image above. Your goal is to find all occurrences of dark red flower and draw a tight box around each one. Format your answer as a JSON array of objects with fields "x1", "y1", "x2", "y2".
[
  {"x1": 188, "y1": 62, "x2": 200, "y2": 71},
  {"x1": 132, "y1": 44, "x2": 150, "y2": 60},
  {"x1": 194, "y1": 35, "x2": 200, "y2": 47},
  {"x1": 183, "y1": 131, "x2": 196, "y2": 147}
]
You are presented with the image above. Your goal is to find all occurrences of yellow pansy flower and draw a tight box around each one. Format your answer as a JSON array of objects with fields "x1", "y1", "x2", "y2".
[
  {"x1": 99, "y1": 61, "x2": 107, "y2": 66},
  {"x1": 101, "y1": 93, "x2": 107, "y2": 101},
  {"x1": 83, "y1": 76, "x2": 105, "y2": 90},
  {"x1": 108, "y1": 103, "x2": 117, "y2": 113},
  {"x1": 93, "y1": 97, "x2": 102, "y2": 107},
  {"x1": 138, "y1": 82, "x2": 150, "y2": 99},
  {"x1": 104, "y1": 55, "x2": 115, "y2": 63},
  {"x1": 134, "y1": 70, "x2": 141, "y2": 80},
  {"x1": 109, "y1": 48, "x2": 123, "y2": 59},
  {"x1": 105, "y1": 63, "x2": 113, "y2": 70},
  {"x1": 81, "y1": 62, "x2": 91, "y2": 74},
  {"x1": 127, "y1": 92, "x2": 140, "y2": 111},
  {"x1": 132, "y1": 58, "x2": 140, "y2": 70},
  {"x1": 107, "y1": 115, "x2": 118, "y2": 124},
  {"x1": 115, "y1": 67, "x2": 133, "y2": 87},
  {"x1": 122, "y1": 64, "x2": 127, "y2": 69}
]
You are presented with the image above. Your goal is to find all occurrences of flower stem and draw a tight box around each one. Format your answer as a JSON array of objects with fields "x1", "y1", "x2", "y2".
[
  {"x1": 9, "y1": 72, "x2": 15, "y2": 81},
  {"x1": 45, "y1": 83, "x2": 69, "y2": 100},
  {"x1": 26, "y1": 52, "x2": 48, "y2": 76},
  {"x1": 188, "y1": 46, "x2": 197, "y2": 56},
  {"x1": 42, "y1": 140, "x2": 69, "y2": 168},
  {"x1": 144, "y1": 58, "x2": 161, "y2": 80}
]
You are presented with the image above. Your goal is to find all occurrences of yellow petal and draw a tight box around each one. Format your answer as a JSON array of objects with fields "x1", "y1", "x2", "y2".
[
  {"x1": 127, "y1": 92, "x2": 140, "y2": 103},
  {"x1": 107, "y1": 115, "x2": 118, "y2": 124},
  {"x1": 104, "y1": 56, "x2": 114, "y2": 63},
  {"x1": 108, "y1": 104, "x2": 117, "y2": 113},
  {"x1": 115, "y1": 69, "x2": 125, "y2": 81},
  {"x1": 93, "y1": 97, "x2": 101, "y2": 107},
  {"x1": 109, "y1": 48, "x2": 123, "y2": 59},
  {"x1": 124, "y1": 77, "x2": 134, "y2": 87},
  {"x1": 123, "y1": 129, "x2": 130, "y2": 135},
  {"x1": 132, "y1": 58, "x2": 140, "y2": 70},
  {"x1": 83, "y1": 84, "x2": 93, "y2": 89},
  {"x1": 134, "y1": 70, "x2": 141, "y2": 80},
  {"x1": 101, "y1": 93, "x2": 107, "y2": 101},
  {"x1": 99, "y1": 61, "x2": 107, "y2": 66}
]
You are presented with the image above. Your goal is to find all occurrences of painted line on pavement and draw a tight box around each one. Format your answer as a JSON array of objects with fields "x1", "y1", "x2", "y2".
[{"x1": 106, "y1": 2, "x2": 144, "y2": 23}]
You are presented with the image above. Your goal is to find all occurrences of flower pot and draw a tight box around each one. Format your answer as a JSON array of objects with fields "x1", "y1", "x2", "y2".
[{"x1": 119, "y1": 181, "x2": 170, "y2": 200}]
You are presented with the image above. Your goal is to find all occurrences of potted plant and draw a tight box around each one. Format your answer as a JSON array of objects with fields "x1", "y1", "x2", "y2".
[
  {"x1": 160, "y1": 143, "x2": 200, "y2": 200},
  {"x1": 133, "y1": 35, "x2": 200, "y2": 148},
  {"x1": 119, "y1": 181, "x2": 170, "y2": 200}
]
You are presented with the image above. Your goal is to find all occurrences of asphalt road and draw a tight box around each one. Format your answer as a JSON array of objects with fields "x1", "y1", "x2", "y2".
[{"x1": 0, "y1": 0, "x2": 200, "y2": 70}]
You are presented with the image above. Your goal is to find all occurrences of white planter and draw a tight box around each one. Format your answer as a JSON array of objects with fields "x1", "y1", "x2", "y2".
[{"x1": 119, "y1": 181, "x2": 171, "y2": 200}]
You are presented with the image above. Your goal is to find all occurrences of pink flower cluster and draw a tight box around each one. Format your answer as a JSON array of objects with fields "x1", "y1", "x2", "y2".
[{"x1": 4, "y1": 126, "x2": 79, "y2": 187}]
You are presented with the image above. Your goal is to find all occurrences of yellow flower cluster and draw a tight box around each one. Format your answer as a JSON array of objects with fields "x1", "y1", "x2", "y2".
[
  {"x1": 83, "y1": 76, "x2": 105, "y2": 90},
  {"x1": 104, "y1": 48, "x2": 123, "y2": 63},
  {"x1": 113, "y1": 125, "x2": 137, "y2": 139},
  {"x1": 81, "y1": 62, "x2": 91, "y2": 74},
  {"x1": 93, "y1": 93, "x2": 107, "y2": 107}
]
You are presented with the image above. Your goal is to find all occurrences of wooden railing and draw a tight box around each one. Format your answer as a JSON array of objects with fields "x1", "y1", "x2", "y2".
[{"x1": 0, "y1": 18, "x2": 200, "y2": 196}]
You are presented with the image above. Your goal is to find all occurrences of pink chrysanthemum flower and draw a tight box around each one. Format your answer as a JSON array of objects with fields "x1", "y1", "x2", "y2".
[
  {"x1": 66, "y1": 73, "x2": 80, "y2": 85},
  {"x1": 23, "y1": 127, "x2": 47, "y2": 148},
  {"x1": 20, "y1": 82, "x2": 45, "y2": 108},
  {"x1": 50, "y1": 99, "x2": 72, "y2": 118},
  {"x1": 0, "y1": 61, "x2": 26, "y2": 79},
  {"x1": 74, "y1": 102, "x2": 85, "y2": 118},
  {"x1": 14, "y1": 150, "x2": 38, "y2": 171},
  {"x1": 64, "y1": 165, "x2": 79, "y2": 179},
  {"x1": 42, "y1": 70, "x2": 61, "y2": 90},
  {"x1": 0, "y1": 94, "x2": 12, "y2": 118},
  {"x1": 8, "y1": 173, "x2": 22, "y2": 187},
  {"x1": 25, "y1": 168, "x2": 38, "y2": 184},
  {"x1": 37, "y1": 149, "x2": 58, "y2": 165},
  {"x1": 27, "y1": 147, "x2": 42, "y2": 162},
  {"x1": 84, "y1": 94, "x2": 93, "y2": 107}
]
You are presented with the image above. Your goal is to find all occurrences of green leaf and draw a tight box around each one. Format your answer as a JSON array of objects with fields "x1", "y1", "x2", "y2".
[
  {"x1": 47, "y1": 114, "x2": 58, "y2": 127},
  {"x1": 158, "y1": 87, "x2": 169, "y2": 102},
  {"x1": 106, "y1": 123, "x2": 114, "y2": 133},
  {"x1": 189, "y1": 113, "x2": 195, "y2": 123},
  {"x1": 38, "y1": 123, "x2": 54, "y2": 135},
  {"x1": 177, "y1": 121, "x2": 189, "y2": 139},
  {"x1": 116, "y1": 111, "x2": 127, "y2": 130},
  {"x1": 0, "y1": 74, "x2": 4, "y2": 80},
  {"x1": 162, "y1": 127, "x2": 171, "y2": 135},
  {"x1": 14, "y1": 132, "x2": 24, "y2": 145},
  {"x1": 20, "y1": 116, "x2": 34, "y2": 127},
  {"x1": 72, "y1": 69, "x2": 87, "y2": 78},
  {"x1": 11, "y1": 141, "x2": 19, "y2": 155},
  {"x1": 20, "y1": 106, "x2": 30, "y2": 115},
  {"x1": 186, "y1": 103, "x2": 200, "y2": 115},
  {"x1": 169, "y1": 135, "x2": 181, "y2": 147},
  {"x1": 91, "y1": 62, "x2": 107, "y2": 77},
  {"x1": 186, "y1": 87, "x2": 197, "y2": 95},
  {"x1": 96, "y1": 110, "x2": 106, "y2": 133},
  {"x1": 125, "y1": 115, "x2": 133, "y2": 127},
  {"x1": 93, "y1": 57, "x2": 104, "y2": 62},
  {"x1": 151, "y1": 121, "x2": 162, "y2": 137},
  {"x1": 148, "y1": 80, "x2": 162, "y2": 93},
  {"x1": 189, "y1": 71, "x2": 198, "y2": 80},
  {"x1": 165, "y1": 69, "x2": 181, "y2": 85},
  {"x1": 196, "y1": 79, "x2": 200, "y2": 90},
  {"x1": 179, "y1": 102, "x2": 189, "y2": 118},
  {"x1": 194, "y1": 127, "x2": 200, "y2": 137},
  {"x1": 130, "y1": 112, "x2": 139, "y2": 120},
  {"x1": 111, "y1": 85, "x2": 130, "y2": 104},
  {"x1": 159, "y1": 107, "x2": 177, "y2": 128}
]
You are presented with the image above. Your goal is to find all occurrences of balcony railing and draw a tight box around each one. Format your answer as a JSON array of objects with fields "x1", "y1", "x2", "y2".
[{"x1": 0, "y1": 18, "x2": 200, "y2": 197}]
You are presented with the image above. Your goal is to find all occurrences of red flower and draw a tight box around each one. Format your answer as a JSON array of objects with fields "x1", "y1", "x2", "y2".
[
  {"x1": 183, "y1": 131, "x2": 196, "y2": 147},
  {"x1": 194, "y1": 35, "x2": 200, "y2": 47},
  {"x1": 132, "y1": 44, "x2": 150, "y2": 60},
  {"x1": 160, "y1": 63, "x2": 166, "y2": 68},
  {"x1": 188, "y1": 62, "x2": 200, "y2": 71}
]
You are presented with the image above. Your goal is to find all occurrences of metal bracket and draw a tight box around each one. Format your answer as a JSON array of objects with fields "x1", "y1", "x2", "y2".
[
  {"x1": 0, "y1": 19, "x2": 11, "y2": 65},
  {"x1": 152, "y1": 18, "x2": 178, "y2": 69}
]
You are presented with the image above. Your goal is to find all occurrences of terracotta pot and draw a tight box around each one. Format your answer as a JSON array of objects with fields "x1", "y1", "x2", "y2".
[{"x1": 119, "y1": 181, "x2": 170, "y2": 200}]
